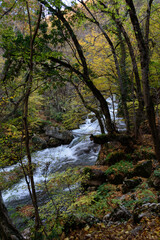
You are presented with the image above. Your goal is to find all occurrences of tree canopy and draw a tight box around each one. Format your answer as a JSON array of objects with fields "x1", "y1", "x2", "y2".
[{"x1": 0, "y1": 0, "x2": 160, "y2": 239}]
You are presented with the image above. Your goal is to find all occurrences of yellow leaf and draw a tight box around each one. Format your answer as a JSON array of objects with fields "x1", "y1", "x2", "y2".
[
  {"x1": 84, "y1": 225, "x2": 90, "y2": 231},
  {"x1": 98, "y1": 223, "x2": 106, "y2": 228}
]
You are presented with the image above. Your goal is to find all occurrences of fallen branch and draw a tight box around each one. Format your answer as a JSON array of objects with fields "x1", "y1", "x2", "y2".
[{"x1": 90, "y1": 133, "x2": 135, "y2": 152}]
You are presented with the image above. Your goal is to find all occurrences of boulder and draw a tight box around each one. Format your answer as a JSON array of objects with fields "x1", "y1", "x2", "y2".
[
  {"x1": 122, "y1": 178, "x2": 142, "y2": 194},
  {"x1": 133, "y1": 203, "x2": 160, "y2": 224},
  {"x1": 133, "y1": 160, "x2": 152, "y2": 178},
  {"x1": 45, "y1": 126, "x2": 73, "y2": 144},
  {"x1": 106, "y1": 172, "x2": 125, "y2": 185},
  {"x1": 47, "y1": 137, "x2": 62, "y2": 147},
  {"x1": 31, "y1": 134, "x2": 47, "y2": 149},
  {"x1": 82, "y1": 167, "x2": 107, "y2": 190},
  {"x1": 104, "y1": 151, "x2": 128, "y2": 166},
  {"x1": 103, "y1": 205, "x2": 132, "y2": 224},
  {"x1": 148, "y1": 168, "x2": 160, "y2": 190}
]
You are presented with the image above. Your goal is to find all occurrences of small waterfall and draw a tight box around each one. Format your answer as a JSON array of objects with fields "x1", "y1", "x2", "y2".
[{"x1": 1, "y1": 97, "x2": 125, "y2": 203}]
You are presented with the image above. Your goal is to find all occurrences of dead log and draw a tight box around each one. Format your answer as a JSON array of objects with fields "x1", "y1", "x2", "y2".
[{"x1": 90, "y1": 133, "x2": 135, "y2": 152}]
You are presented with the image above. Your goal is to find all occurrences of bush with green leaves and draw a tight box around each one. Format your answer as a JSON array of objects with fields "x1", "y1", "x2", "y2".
[
  {"x1": 0, "y1": 123, "x2": 25, "y2": 168},
  {"x1": 36, "y1": 168, "x2": 89, "y2": 235}
]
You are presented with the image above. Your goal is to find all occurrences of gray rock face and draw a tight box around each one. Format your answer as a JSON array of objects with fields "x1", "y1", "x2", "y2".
[
  {"x1": 133, "y1": 203, "x2": 160, "y2": 224},
  {"x1": 45, "y1": 126, "x2": 74, "y2": 143},
  {"x1": 103, "y1": 205, "x2": 132, "y2": 223},
  {"x1": 32, "y1": 126, "x2": 74, "y2": 149}
]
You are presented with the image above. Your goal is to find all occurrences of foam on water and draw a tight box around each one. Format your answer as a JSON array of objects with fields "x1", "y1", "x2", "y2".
[{"x1": 2, "y1": 96, "x2": 125, "y2": 202}]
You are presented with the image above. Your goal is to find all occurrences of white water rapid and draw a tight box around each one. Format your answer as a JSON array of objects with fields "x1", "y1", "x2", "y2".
[{"x1": 1, "y1": 97, "x2": 125, "y2": 203}]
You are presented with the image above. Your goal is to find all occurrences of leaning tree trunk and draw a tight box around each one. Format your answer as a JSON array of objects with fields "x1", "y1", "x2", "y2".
[
  {"x1": 56, "y1": 10, "x2": 115, "y2": 134},
  {"x1": 0, "y1": 191, "x2": 24, "y2": 240},
  {"x1": 39, "y1": 1, "x2": 116, "y2": 134}
]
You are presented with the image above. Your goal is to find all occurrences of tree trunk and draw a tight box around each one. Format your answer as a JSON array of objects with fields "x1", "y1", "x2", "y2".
[
  {"x1": 125, "y1": 0, "x2": 160, "y2": 160},
  {"x1": 0, "y1": 191, "x2": 24, "y2": 240},
  {"x1": 113, "y1": 11, "x2": 144, "y2": 138},
  {"x1": 39, "y1": 1, "x2": 115, "y2": 134},
  {"x1": 117, "y1": 30, "x2": 131, "y2": 133},
  {"x1": 56, "y1": 10, "x2": 116, "y2": 133},
  {"x1": 98, "y1": 0, "x2": 144, "y2": 138},
  {"x1": 79, "y1": 0, "x2": 130, "y2": 133},
  {"x1": 23, "y1": 2, "x2": 42, "y2": 233}
]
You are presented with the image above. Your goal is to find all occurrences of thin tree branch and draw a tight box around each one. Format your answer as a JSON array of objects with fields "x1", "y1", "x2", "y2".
[{"x1": 0, "y1": 0, "x2": 17, "y2": 20}]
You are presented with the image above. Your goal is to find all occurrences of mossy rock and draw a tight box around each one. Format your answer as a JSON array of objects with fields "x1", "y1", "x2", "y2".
[
  {"x1": 105, "y1": 160, "x2": 134, "y2": 185},
  {"x1": 132, "y1": 149, "x2": 156, "y2": 162},
  {"x1": 83, "y1": 167, "x2": 93, "y2": 178},
  {"x1": 148, "y1": 168, "x2": 160, "y2": 190},
  {"x1": 96, "y1": 183, "x2": 116, "y2": 197},
  {"x1": 122, "y1": 178, "x2": 142, "y2": 194},
  {"x1": 141, "y1": 150, "x2": 156, "y2": 160},
  {"x1": 104, "y1": 151, "x2": 132, "y2": 166},
  {"x1": 82, "y1": 167, "x2": 107, "y2": 189},
  {"x1": 133, "y1": 160, "x2": 152, "y2": 178},
  {"x1": 105, "y1": 160, "x2": 134, "y2": 175}
]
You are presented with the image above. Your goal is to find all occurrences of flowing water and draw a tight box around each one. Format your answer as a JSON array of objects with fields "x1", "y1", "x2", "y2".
[{"x1": 1, "y1": 97, "x2": 125, "y2": 206}]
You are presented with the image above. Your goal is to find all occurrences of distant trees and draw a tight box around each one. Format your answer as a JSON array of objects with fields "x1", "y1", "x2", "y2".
[
  {"x1": 0, "y1": 0, "x2": 160, "y2": 236},
  {"x1": 38, "y1": 0, "x2": 160, "y2": 159},
  {"x1": 0, "y1": 1, "x2": 159, "y2": 153},
  {"x1": 39, "y1": 0, "x2": 116, "y2": 133}
]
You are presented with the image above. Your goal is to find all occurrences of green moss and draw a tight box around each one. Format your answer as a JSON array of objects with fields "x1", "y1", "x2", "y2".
[
  {"x1": 153, "y1": 168, "x2": 160, "y2": 178},
  {"x1": 105, "y1": 151, "x2": 132, "y2": 166},
  {"x1": 96, "y1": 184, "x2": 116, "y2": 197},
  {"x1": 137, "y1": 189, "x2": 157, "y2": 204},
  {"x1": 105, "y1": 151, "x2": 125, "y2": 165},
  {"x1": 105, "y1": 160, "x2": 134, "y2": 176},
  {"x1": 83, "y1": 167, "x2": 92, "y2": 175}
]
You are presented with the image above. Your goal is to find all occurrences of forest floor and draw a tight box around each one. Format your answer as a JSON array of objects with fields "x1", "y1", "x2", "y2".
[
  {"x1": 62, "y1": 129, "x2": 160, "y2": 240},
  {"x1": 64, "y1": 217, "x2": 160, "y2": 239}
]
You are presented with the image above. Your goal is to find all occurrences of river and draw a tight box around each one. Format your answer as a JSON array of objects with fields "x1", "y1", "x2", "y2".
[{"x1": 1, "y1": 97, "x2": 125, "y2": 213}]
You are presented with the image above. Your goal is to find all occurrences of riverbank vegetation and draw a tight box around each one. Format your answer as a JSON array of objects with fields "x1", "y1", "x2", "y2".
[{"x1": 0, "y1": 0, "x2": 160, "y2": 239}]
